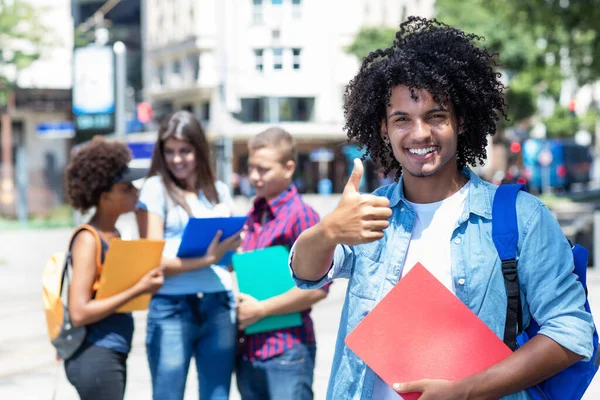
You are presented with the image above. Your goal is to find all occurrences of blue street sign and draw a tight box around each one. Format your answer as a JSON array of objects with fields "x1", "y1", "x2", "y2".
[{"x1": 36, "y1": 121, "x2": 75, "y2": 139}]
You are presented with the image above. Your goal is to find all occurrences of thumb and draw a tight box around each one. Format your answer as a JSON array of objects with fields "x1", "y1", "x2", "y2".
[
  {"x1": 211, "y1": 230, "x2": 223, "y2": 243},
  {"x1": 237, "y1": 293, "x2": 250, "y2": 302},
  {"x1": 344, "y1": 158, "x2": 363, "y2": 194}
]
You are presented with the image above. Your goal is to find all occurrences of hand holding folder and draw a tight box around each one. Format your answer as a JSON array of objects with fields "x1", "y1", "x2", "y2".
[
  {"x1": 95, "y1": 239, "x2": 165, "y2": 313},
  {"x1": 177, "y1": 216, "x2": 247, "y2": 265},
  {"x1": 345, "y1": 263, "x2": 512, "y2": 400},
  {"x1": 232, "y1": 246, "x2": 302, "y2": 334}
]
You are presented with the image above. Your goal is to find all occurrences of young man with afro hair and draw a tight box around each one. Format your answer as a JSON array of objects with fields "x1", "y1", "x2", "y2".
[{"x1": 291, "y1": 17, "x2": 594, "y2": 399}]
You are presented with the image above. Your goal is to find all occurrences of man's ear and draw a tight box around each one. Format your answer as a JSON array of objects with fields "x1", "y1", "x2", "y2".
[
  {"x1": 380, "y1": 119, "x2": 388, "y2": 143},
  {"x1": 284, "y1": 160, "x2": 296, "y2": 179},
  {"x1": 457, "y1": 117, "x2": 465, "y2": 135}
]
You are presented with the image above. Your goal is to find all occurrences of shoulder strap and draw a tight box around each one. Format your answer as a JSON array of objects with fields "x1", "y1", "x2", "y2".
[
  {"x1": 492, "y1": 183, "x2": 526, "y2": 351},
  {"x1": 69, "y1": 224, "x2": 103, "y2": 287}
]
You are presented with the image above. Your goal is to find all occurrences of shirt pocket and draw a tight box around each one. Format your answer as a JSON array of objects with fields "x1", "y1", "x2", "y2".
[{"x1": 348, "y1": 260, "x2": 384, "y2": 301}]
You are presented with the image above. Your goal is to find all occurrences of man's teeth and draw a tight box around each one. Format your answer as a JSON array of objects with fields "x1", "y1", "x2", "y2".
[{"x1": 408, "y1": 147, "x2": 436, "y2": 155}]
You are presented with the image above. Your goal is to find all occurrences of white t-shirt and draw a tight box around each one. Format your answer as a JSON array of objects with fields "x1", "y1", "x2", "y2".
[{"x1": 373, "y1": 181, "x2": 470, "y2": 400}]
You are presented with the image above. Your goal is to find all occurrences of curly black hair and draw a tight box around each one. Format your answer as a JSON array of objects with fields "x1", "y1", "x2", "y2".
[
  {"x1": 65, "y1": 136, "x2": 132, "y2": 211},
  {"x1": 343, "y1": 16, "x2": 508, "y2": 179}
]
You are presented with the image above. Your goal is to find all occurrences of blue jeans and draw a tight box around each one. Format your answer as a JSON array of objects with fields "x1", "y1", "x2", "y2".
[
  {"x1": 236, "y1": 343, "x2": 317, "y2": 400},
  {"x1": 146, "y1": 291, "x2": 237, "y2": 400}
]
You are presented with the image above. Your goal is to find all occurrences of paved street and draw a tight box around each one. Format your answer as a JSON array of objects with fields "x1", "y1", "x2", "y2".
[{"x1": 1, "y1": 201, "x2": 600, "y2": 399}]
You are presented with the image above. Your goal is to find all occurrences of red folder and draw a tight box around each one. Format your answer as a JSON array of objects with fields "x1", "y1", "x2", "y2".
[{"x1": 345, "y1": 263, "x2": 513, "y2": 400}]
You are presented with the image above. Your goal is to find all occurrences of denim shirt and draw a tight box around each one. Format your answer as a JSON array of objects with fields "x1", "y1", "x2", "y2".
[{"x1": 292, "y1": 169, "x2": 594, "y2": 400}]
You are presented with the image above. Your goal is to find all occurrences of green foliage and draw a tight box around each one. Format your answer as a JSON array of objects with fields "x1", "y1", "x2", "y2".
[
  {"x1": 345, "y1": 26, "x2": 397, "y2": 61},
  {"x1": 0, "y1": 0, "x2": 52, "y2": 84},
  {"x1": 434, "y1": 0, "x2": 579, "y2": 126},
  {"x1": 543, "y1": 106, "x2": 579, "y2": 138},
  {"x1": 580, "y1": 107, "x2": 600, "y2": 132},
  {"x1": 493, "y1": 0, "x2": 600, "y2": 86}
]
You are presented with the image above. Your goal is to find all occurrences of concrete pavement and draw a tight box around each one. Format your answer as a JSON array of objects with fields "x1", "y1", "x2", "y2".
[{"x1": 2, "y1": 209, "x2": 600, "y2": 399}]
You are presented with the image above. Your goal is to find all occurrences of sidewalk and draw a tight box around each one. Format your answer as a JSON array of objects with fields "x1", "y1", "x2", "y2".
[{"x1": 2, "y1": 225, "x2": 600, "y2": 399}]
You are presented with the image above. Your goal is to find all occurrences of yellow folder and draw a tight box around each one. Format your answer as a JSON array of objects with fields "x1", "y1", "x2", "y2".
[{"x1": 94, "y1": 239, "x2": 165, "y2": 313}]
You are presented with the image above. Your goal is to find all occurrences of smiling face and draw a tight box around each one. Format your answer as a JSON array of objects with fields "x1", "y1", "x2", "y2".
[
  {"x1": 381, "y1": 85, "x2": 461, "y2": 181},
  {"x1": 163, "y1": 138, "x2": 197, "y2": 186}
]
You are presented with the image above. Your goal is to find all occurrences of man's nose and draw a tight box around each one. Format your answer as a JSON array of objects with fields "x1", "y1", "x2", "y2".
[{"x1": 412, "y1": 119, "x2": 432, "y2": 141}]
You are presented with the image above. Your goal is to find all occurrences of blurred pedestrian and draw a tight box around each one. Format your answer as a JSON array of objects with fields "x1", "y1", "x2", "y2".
[
  {"x1": 235, "y1": 127, "x2": 329, "y2": 400},
  {"x1": 136, "y1": 111, "x2": 241, "y2": 400},
  {"x1": 63, "y1": 136, "x2": 164, "y2": 400}
]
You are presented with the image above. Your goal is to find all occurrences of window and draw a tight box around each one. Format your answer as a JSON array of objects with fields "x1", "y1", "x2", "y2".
[
  {"x1": 292, "y1": 48, "x2": 301, "y2": 70},
  {"x1": 254, "y1": 49, "x2": 264, "y2": 71},
  {"x1": 238, "y1": 97, "x2": 314, "y2": 122},
  {"x1": 278, "y1": 97, "x2": 314, "y2": 121},
  {"x1": 202, "y1": 102, "x2": 211, "y2": 121},
  {"x1": 188, "y1": 54, "x2": 200, "y2": 82},
  {"x1": 252, "y1": 0, "x2": 263, "y2": 23},
  {"x1": 272, "y1": 0, "x2": 283, "y2": 4},
  {"x1": 240, "y1": 98, "x2": 268, "y2": 122},
  {"x1": 292, "y1": 0, "x2": 302, "y2": 18},
  {"x1": 173, "y1": 60, "x2": 182, "y2": 75},
  {"x1": 158, "y1": 65, "x2": 165, "y2": 85},
  {"x1": 273, "y1": 48, "x2": 283, "y2": 70}
]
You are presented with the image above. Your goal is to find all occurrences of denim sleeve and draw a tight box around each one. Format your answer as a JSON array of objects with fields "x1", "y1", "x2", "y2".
[
  {"x1": 136, "y1": 176, "x2": 166, "y2": 220},
  {"x1": 518, "y1": 200, "x2": 595, "y2": 361},
  {"x1": 290, "y1": 242, "x2": 355, "y2": 290}
]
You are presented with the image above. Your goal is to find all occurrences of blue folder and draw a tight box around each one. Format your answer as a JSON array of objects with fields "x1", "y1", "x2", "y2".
[{"x1": 176, "y1": 216, "x2": 247, "y2": 265}]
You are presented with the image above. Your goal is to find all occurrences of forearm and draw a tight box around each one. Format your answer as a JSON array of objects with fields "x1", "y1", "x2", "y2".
[
  {"x1": 72, "y1": 285, "x2": 144, "y2": 327},
  {"x1": 291, "y1": 223, "x2": 337, "y2": 281},
  {"x1": 262, "y1": 287, "x2": 327, "y2": 316},
  {"x1": 161, "y1": 255, "x2": 216, "y2": 276},
  {"x1": 457, "y1": 335, "x2": 584, "y2": 399}
]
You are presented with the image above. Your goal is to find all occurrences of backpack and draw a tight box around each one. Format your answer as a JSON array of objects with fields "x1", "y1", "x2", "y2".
[
  {"x1": 492, "y1": 183, "x2": 599, "y2": 400},
  {"x1": 42, "y1": 224, "x2": 103, "y2": 360}
]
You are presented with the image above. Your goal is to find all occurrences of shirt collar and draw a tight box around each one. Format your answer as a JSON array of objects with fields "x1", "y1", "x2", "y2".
[
  {"x1": 389, "y1": 168, "x2": 492, "y2": 219},
  {"x1": 252, "y1": 185, "x2": 298, "y2": 216}
]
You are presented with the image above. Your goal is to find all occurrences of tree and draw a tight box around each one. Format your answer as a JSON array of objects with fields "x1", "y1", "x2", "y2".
[
  {"x1": 492, "y1": 0, "x2": 600, "y2": 86},
  {"x1": 346, "y1": 26, "x2": 397, "y2": 61},
  {"x1": 544, "y1": 106, "x2": 580, "y2": 138},
  {"x1": 0, "y1": 0, "x2": 53, "y2": 105},
  {"x1": 435, "y1": 0, "x2": 566, "y2": 127}
]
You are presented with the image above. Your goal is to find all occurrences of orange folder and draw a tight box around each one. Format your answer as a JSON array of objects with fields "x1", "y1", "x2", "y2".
[
  {"x1": 94, "y1": 239, "x2": 165, "y2": 313},
  {"x1": 345, "y1": 263, "x2": 513, "y2": 400}
]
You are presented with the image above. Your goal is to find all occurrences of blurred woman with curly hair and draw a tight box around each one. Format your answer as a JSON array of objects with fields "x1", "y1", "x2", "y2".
[{"x1": 63, "y1": 136, "x2": 164, "y2": 400}]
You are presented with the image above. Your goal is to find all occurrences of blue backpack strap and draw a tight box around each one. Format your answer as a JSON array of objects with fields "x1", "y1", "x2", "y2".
[{"x1": 492, "y1": 183, "x2": 526, "y2": 351}]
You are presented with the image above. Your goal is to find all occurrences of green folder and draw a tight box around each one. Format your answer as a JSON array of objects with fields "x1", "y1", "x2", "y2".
[{"x1": 232, "y1": 245, "x2": 303, "y2": 334}]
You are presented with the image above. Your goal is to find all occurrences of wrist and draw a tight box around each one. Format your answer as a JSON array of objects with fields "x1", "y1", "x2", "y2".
[
  {"x1": 318, "y1": 217, "x2": 339, "y2": 246},
  {"x1": 453, "y1": 376, "x2": 482, "y2": 400},
  {"x1": 131, "y1": 282, "x2": 146, "y2": 296},
  {"x1": 260, "y1": 299, "x2": 271, "y2": 318},
  {"x1": 200, "y1": 254, "x2": 217, "y2": 266}
]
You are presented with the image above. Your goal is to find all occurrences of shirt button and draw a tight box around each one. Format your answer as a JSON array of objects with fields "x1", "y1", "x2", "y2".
[
  {"x1": 458, "y1": 278, "x2": 466, "y2": 285},
  {"x1": 400, "y1": 207, "x2": 405, "y2": 212},
  {"x1": 454, "y1": 238, "x2": 461, "y2": 244}
]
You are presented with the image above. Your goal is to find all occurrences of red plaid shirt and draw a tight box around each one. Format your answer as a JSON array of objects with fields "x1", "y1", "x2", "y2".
[{"x1": 240, "y1": 185, "x2": 329, "y2": 360}]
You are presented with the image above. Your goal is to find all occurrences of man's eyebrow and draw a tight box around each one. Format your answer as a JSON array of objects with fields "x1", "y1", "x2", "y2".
[
  {"x1": 387, "y1": 107, "x2": 449, "y2": 119},
  {"x1": 427, "y1": 107, "x2": 449, "y2": 113}
]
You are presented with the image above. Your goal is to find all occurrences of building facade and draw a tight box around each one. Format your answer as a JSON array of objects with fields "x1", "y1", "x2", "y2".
[
  {"x1": 0, "y1": 0, "x2": 74, "y2": 217},
  {"x1": 142, "y1": 0, "x2": 434, "y2": 193}
]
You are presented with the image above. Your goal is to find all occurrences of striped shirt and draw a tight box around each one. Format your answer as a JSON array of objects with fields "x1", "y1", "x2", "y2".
[{"x1": 241, "y1": 185, "x2": 329, "y2": 360}]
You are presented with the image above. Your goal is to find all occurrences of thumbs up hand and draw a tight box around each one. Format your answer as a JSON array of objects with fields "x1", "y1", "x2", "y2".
[{"x1": 322, "y1": 159, "x2": 393, "y2": 246}]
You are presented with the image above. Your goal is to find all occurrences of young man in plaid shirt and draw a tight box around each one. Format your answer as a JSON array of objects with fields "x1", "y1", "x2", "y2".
[{"x1": 235, "y1": 127, "x2": 330, "y2": 400}]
